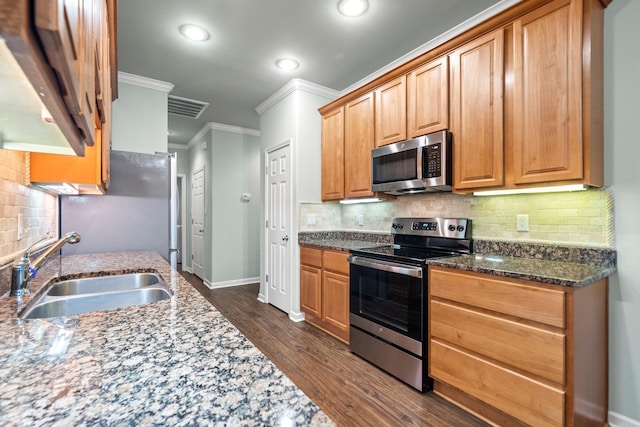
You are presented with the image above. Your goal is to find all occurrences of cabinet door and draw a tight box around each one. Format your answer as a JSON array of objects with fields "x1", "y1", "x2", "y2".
[
  {"x1": 512, "y1": 0, "x2": 583, "y2": 184},
  {"x1": 321, "y1": 107, "x2": 345, "y2": 201},
  {"x1": 344, "y1": 92, "x2": 375, "y2": 198},
  {"x1": 322, "y1": 271, "x2": 349, "y2": 333},
  {"x1": 301, "y1": 264, "x2": 322, "y2": 319},
  {"x1": 375, "y1": 76, "x2": 406, "y2": 147},
  {"x1": 35, "y1": 0, "x2": 96, "y2": 146},
  {"x1": 407, "y1": 56, "x2": 449, "y2": 138},
  {"x1": 450, "y1": 29, "x2": 504, "y2": 190}
]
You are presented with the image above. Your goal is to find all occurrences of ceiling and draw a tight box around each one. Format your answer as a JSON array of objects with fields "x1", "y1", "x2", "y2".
[{"x1": 117, "y1": 0, "x2": 507, "y2": 146}]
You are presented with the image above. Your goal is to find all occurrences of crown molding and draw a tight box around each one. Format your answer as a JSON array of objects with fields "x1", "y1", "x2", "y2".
[
  {"x1": 340, "y1": 0, "x2": 522, "y2": 95},
  {"x1": 186, "y1": 122, "x2": 261, "y2": 149},
  {"x1": 168, "y1": 143, "x2": 189, "y2": 150},
  {"x1": 118, "y1": 72, "x2": 175, "y2": 93},
  {"x1": 255, "y1": 78, "x2": 340, "y2": 115}
]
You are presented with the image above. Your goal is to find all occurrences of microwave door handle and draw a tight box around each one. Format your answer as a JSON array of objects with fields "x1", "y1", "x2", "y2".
[{"x1": 348, "y1": 256, "x2": 423, "y2": 278}]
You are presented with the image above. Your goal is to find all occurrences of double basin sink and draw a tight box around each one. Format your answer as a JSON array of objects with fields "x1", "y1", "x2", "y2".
[{"x1": 20, "y1": 272, "x2": 172, "y2": 319}]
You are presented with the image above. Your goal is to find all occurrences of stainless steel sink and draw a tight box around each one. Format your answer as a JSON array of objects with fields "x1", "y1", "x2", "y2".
[{"x1": 20, "y1": 273, "x2": 172, "y2": 319}]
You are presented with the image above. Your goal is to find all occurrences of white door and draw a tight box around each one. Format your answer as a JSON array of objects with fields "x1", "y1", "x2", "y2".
[
  {"x1": 191, "y1": 167, "x2": 205, "y2": 279},
  {"x1": 266, "y1": 143, "x2": 291, "y2": 313}
]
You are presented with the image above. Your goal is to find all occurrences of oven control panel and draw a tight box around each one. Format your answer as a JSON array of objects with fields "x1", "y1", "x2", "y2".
[{"x1": 391, "y1": 217, "x2": 471, "y2": 239}]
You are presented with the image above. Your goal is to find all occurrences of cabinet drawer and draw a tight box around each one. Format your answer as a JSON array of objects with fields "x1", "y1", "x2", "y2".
[
  {"x1": 430, "y1": 300, "x2": 565, "y2": 384},
  {"x1": 300, "y1": 246, "x2": 322, "y2": 268},
  {"x1": 430, "y1": 340, "x2": 565, "y2": 427},
  {"x1": 323, "y1": 250, "x2": 350, "y2": 275},
  {"x1": 430, "y1": 267, "x2": 565, "y2": 328}
]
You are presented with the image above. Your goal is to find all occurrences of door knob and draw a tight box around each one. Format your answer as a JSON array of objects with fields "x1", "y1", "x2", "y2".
[{"x1": 282, "y1": 235, "x2": 289, "y2": 242}]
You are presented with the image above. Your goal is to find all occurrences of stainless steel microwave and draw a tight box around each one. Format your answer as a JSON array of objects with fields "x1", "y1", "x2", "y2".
[{"x1": 371, "y1": 130, "x2": 452, "y2": 195}]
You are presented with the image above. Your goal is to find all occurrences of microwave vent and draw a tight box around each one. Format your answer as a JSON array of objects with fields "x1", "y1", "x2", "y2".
[{"x1": 168, "y1": 95, "x2": 209, "y2": 119}]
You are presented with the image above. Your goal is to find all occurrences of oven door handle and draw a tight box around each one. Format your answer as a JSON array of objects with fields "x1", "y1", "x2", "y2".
[{"x1": 348, "y1": 256, "x2": 423, "y2": 278}]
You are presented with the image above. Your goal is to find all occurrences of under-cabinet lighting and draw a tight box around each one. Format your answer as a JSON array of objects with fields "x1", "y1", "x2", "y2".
[
  {"x1": 473, "y1": 184, "x2": 588, "y2": 196},
  {"x1": 32, "y1": 182, "x2": 79, "y2": 195},
  {"x1": 339, "y1": 197, "x2": 384, "y2": 205}
]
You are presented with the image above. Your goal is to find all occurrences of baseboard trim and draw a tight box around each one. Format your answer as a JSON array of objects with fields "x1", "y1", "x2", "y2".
[
  {"x1": 204, "y1": 277, "x2": 260, "y2": 290},
  {"x1": 289, "y1": 311, "x2": 305, "y2": 322},
  {"x1": 257, "y1": 292, "x2": 267, "y2": 303},
  {"x1": 610, "y1": 411, "x2": 640, "y2": 427}
]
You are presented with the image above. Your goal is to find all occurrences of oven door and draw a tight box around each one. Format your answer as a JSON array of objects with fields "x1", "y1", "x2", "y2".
[{"x1": 349, "y1": 256, "x2": 424, "y2": 346}]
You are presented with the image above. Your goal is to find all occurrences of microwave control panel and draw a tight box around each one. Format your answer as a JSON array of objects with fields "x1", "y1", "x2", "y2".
[{"x1": 425, "y1": 143, "x2": 442, "y2": 178}]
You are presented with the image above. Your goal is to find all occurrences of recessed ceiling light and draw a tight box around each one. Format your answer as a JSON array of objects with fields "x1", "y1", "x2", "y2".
[
  {"x1": 338, "y1": 0, "x2": 369, "y2": 17},
  {"x1": 179, "y1": 24, "x2": 210, "y2": 41},
  {"x1": 276, "y1": 58, "x2": 299, "y2": 71}
]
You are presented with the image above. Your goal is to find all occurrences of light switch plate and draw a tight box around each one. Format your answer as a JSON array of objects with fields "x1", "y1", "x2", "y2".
[
  {"x1": 517, "y1": 214, "x2": 529, "y2": 232},
  {"x1": 17, "y1": 214, "x2": 23, "y2": 240},
  {"x1": 358, "y1": 214, "x2": 364, "y2": 226},
  {"x1": 307, "y1": 215, "x2": 316, "y2": 225}
]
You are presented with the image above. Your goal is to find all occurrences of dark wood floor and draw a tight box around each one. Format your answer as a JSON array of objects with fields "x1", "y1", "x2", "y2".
[{"x1": 179, "y1": 268, "x2": 488, "y2": 427}]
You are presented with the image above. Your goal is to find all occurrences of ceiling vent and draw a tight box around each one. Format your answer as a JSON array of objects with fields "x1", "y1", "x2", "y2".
[{"x1": 168, "y1": 95, "x2": 209, "y2": 119}]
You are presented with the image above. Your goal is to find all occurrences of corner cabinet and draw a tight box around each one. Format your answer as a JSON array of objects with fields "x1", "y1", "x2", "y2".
[
  {"x1": 300, "y1": 246, "x2": 350, "y2": 344},
  {"x1": 450, "y1": 29, "x2": 505, "y2": 190},
  {"x1": 28, "y1": 0, "x2": 116, "y2": 194},
  {"x1": 428, "y1": 266, "x2": 608, "y2": 427}
]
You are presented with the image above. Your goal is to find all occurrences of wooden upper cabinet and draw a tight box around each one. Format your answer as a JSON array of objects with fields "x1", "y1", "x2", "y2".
[
  {"x1": 29, "y1": 0, "x2": 116, "y2": 194},
  {"x1": 321, "y1": 106, "x2": 345, "y2": 201},
  {"x1": 450, "y1": 29, "x2": 505, "y2": 191},
  {"x1": 35, "y1": 0, "x2": 96, "y2": 146},
  {"x1": 344, "y1": 92, "x2": 375, "y2": 199},
  {"x1": 407, "y1": 55, "x2": 449, "y2": 138},
  {"x1": 375, "y1": 76, "x2": 406, "y2": 147},
  {"x1": 512, "y1": 0, "x2": 589, "y2": 185}
]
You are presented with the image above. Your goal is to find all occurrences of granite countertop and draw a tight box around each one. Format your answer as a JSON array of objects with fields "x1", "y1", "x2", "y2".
[
  {"x1": 427, "y1": 254, "x2": 615, "y2": 288},
  {"x1": 0, "y1": 251, "x2": 334, "y2": 426},
  {"x1": 299, "y1": 232, "x2": 616, "y2": 288}
]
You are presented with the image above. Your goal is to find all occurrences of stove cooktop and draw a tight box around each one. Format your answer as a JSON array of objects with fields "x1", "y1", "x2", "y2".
[{"x1": 350, "y1": 244, "x2": 460, "y2": 264}]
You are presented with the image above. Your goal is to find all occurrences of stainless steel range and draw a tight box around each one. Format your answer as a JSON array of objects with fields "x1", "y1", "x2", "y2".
[{"x1": 348, "y1": 217, "x2": 472, "y2": 391}]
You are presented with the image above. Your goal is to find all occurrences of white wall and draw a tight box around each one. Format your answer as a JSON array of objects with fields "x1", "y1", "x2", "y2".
[
  {"x1": 210, "y1": 129, "x2": 261, "y2": 285},
  {"x1": 184, "y1": 127, "x2": 261, "y2": 287},
  {"x1": 258, "y1": 81, "x2": 337, "y2": 318},
  {"x1": 112, "y1": 81, "x2": 169, "y2": 154},
  {"x1": 604, "y1": 0, "x2": 640, "y2": 422}
]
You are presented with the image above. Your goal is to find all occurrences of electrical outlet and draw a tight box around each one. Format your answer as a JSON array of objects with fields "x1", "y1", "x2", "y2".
[
  {"x1": 517, "y1": 214, "x2": 529, "y2": 232},
  {"x1": 306, "y1": 214, "x2": 316, "y2": 225},
  {"x1": 17, "y1": 214, "x2": 23, "y2": 240},
  {"x1": 357, "y1": 214, "x2": 364, "y2": 226}
]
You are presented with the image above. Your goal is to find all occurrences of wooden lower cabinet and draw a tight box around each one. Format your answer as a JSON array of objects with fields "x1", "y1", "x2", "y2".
[
  {"x1": 300, "y1": 246, "x2": 349, "y2": 343},
  {"x1": 428, "y1": 266, "x2": 608, "y2": 427}
]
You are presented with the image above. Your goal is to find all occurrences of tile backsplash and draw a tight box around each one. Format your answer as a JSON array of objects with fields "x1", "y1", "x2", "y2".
[
  {"x1": 0, "y1": 150, "x2": 58, "y2": 265},
  {"x1": 299, "y1": 187, "x2": 614, "y2": 248}
]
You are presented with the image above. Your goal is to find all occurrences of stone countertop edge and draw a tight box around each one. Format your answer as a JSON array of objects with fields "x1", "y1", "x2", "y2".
[
  {"x1": 298, "y1": 232, "x2": 616, "y2": 288},
  {"x1": 0, "y1": 250, "x2": 334, "y2": 426},
  {"x1": 427, "y1": 254, "x2": 616, "y2": 288}
]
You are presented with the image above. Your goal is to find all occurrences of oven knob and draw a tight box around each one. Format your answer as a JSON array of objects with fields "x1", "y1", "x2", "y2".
[
  {"x1": 457, "y1": 225, "x2": 465, "y2": 232},
  {"x1": 448, "y1": 224, "x2": 456, "y2": 232},
  {"x1": 397, "y1": 224, "x2": 403, "y2": 230}
]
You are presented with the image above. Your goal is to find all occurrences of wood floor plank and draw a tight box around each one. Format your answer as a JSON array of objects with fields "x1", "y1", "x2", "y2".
[{"x1": 180, "y1": 269, "x2": 488, "y2": 427}]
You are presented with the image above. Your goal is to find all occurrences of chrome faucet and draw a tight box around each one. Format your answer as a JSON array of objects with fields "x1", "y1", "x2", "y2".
[{"x1": 10, "y1": 232, "x2": 81, "y2": 297}]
